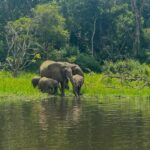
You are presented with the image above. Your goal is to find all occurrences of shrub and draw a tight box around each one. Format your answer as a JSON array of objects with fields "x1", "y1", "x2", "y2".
[
  {"x1": 75, "y1": 53, "x2": 101, "y2": 72},
  {"x1": 61, "y1": 46, "x2": 80, "y2": 58},
  {"x1": 143, "y1": 28, "x2": 150, "y2": 47},
  {"x1": 103, "y1": 59, "x2": 150, "y2": 79},
  {"x1": 49, "y1": 50, "x2": 65, "y2": 61},
  {"x1": 48, "y1": 46, "x2": 79, "y2": 62}
]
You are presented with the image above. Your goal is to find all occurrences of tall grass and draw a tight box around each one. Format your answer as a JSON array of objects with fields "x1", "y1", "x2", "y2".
[
  {"x1": 0, "y1": 71, "x2": 43, "y2": 98},
  {"x1": 82, "y1": 73, "x2": 150, "y2": 97},
  {"x1": 1, "y1": 71, "x2": 150, "y2": 100}
]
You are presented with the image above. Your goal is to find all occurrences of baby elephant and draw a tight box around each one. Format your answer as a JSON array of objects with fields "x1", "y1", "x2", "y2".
[
  {"x1": 72, "y1": 74, "x2": 84, "y2": 96},
  {"x1": 38, "y1": 77, "x2": 59, "y2": 94},
  {"x1": 32, "y1": 76, "x2": 41, "y2": 88}
]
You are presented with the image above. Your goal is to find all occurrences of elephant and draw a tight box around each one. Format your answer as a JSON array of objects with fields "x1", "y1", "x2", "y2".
[
  {"x1": 72, "y1": 74, "x2": 84, "y2": 96},
  {"x1": 40, "y1": 61, "x2": 74, "y2": 96},
  {"x1": 31, "y1": 76, "x2": 41, "y2": 88},
  {"x1": 38, "y1": 77, "x2": 59, "y2": 94},
  {"x1": 57, "y1": 61, "x2": 84, "y2": 89},
  {"x1": 58, "y1": 62, "x2": 84, "y2": 77}
]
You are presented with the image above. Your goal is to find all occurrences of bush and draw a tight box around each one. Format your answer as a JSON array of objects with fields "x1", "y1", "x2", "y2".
[
  {"x1": 75, "y1": 53, "x2": 101, "y2": 72},
  {"x1": 49, "y1": 50, "x2": 65, "y2": 61},
  {"x1": 103, "y1": 59, "x2": 150, "y2": 79},
  {"x1": 143, "y1": 28, "x2": 150, "y2": 47},
  {"x1": 61, "y1": 46, "x2": 80, "y2": 58},
  {"x1": 48, "y1": 46, "x2": 79, "y2": 62}
]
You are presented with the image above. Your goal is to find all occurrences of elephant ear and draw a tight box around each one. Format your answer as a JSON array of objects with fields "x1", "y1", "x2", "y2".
[{"x1": 73, "y1": 66, "x2": 84, "y2": 77}]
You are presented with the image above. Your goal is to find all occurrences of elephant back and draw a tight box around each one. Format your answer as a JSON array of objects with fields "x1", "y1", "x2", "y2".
[
  {"x1": 40, "y1": 60, "x2": 55, "y2": 76},
  {"x1": 57, "y1": 62, "x2": 84, "y2": 77}
]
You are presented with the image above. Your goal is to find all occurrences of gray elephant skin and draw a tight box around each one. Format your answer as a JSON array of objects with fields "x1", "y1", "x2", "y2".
[
  {"x1": 59, "y1": 62, "x2": 84, "y2": 89},
  {"x1": 40, "y1": 60, "x2": 74, "y2": 96},
  {"x1": 32, "y1": 76, "x2": 41, "y2": 88},
  {"x1": 38, "y1": 77, "x2": 59, "y2": 94},
  {"x1": 72, "y1": 74, "x2": 84, "y2": 96},
  {"x1": 58, "y1": 62, "x2": 84, "y2": 77}
]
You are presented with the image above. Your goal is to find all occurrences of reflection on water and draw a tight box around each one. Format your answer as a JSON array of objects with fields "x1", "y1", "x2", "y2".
[{"x1": 0, "y1": 97, "x2": 150, "y2": 150}]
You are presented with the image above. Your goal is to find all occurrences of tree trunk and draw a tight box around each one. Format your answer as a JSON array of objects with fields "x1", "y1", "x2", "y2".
[
  {"x1": 133, "y1": 13, "x2": 140, "y2": 56},
  {"x1": 44, "y1": 42, "x2": 49, "y2": 59},
  {"x1": 12, "y1": 69, "x2": 18, "y2": 78},
  {"x1": 91, "y1": 17, "x2": 97, "y2": 57},
  {"x1": 131, "y1": 0, "x2": 145, "y2": 56}
]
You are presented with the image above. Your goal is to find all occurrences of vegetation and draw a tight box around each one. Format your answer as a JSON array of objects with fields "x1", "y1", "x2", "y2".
[
  {"x1": 0, "y1": 0, "x2": 150, "y2": 98},
  {"x1": 0, "y1": 0, "x2": 150, "y2": 74},
  {"x1": 0, "y1": 71, "x2": 43, "y2": 98},
  {"x1": 1, "y1": 65, "x2": 150, "y2": 99}
]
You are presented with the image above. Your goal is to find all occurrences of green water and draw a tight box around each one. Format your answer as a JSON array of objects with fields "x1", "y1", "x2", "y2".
[{"x1": 0, "y1": 97, "x2": 150, "y2": 150}]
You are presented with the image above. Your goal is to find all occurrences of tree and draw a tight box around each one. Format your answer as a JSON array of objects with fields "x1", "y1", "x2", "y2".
[
  {"x1": 111, "y1": 4, "x2": 135, "y2": 56},
  {"x1": 143, "y1": 0, "x2": 150, "y2": 28},
  {"x1": 33, "y1": 2, "x2": 69, "y2": 59},
  {"x1": 130, "y1": 0, "x2": 145, "y2": 56},
  {"x1": 5, "y1": 17, "x2": 38, "y2": 77},
  {"x1": 0, "y1": 0, "x2": 51, "y2": 62},
  {"x1": 60, "y1": 0, "x2": 101, "y2": 54}
]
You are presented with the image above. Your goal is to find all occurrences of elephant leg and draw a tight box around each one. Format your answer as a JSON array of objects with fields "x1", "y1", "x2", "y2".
[
  {"x1": 60, "y1": 82, "x2": 65, "y2": 96},
  {"x1": 64, "y1": 78, "x2": 69, "y2": 89},
  {"x1": 53, "y1": 87, "x2": 58, "y2": 95},
  {"x1": 50, "y1": 88, "x2": 54, "y2": 94},
  {"x1": 73, "y1": 87, "x2": 78, "y2": 97},
  {"x1": 78, "y1": 86, "x2": 81, "y2": 96}
]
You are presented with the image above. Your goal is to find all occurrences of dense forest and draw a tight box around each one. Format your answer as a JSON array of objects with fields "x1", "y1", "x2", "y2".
[{"x1": 0, "y1": 0, "x2": 150, "y2": 74}]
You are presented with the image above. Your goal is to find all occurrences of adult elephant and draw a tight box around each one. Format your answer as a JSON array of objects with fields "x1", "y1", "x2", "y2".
[
  {"x1": 58, "y1": 62, "x2": 84, "y2": 77},
  {"x1": 40, "y1": 60, "x2": 74, "y2": 96}
]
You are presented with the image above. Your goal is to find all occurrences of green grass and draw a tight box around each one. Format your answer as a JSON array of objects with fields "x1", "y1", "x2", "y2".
[
  {"x1": 0, "y1": 71, "x2": 44, "y2": 100},
  {"x1": 82, "y1": 73, "x2": 150, "y2": 97},
  {"x1": 0, "y1": 71, "x2": 150, "y2": 100}
]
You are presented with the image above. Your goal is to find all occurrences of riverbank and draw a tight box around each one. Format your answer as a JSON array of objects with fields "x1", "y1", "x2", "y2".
[{"x1": 0, "y1": 71, "x2": 150, "y2": 100}]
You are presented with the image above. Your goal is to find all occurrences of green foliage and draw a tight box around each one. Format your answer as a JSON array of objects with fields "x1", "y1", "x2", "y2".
[
  {"x1": 48, "y1": 46, "x2": 79, "y2": 62},
  {"x1": 103, "y1": 59, "x2": 150, "y2": 88},
  {"x1": 49, "y1": 50, "x2": 65, "y2": 61},
  {"x1": 110, "y1": 4, "x2": 135, "y2": 55},
  {"x1": 5, "y1": 17, "x2": 38, "y2": 77},
  {"x1": 2, "y1": 71, "x2": 150, "y2": 98},
  {"x1": 61, "y1": 46, "x2": 80, "y2": 58},
  {"x1": 12, "y1": 17, "x2": 33, "y2": 31},
  {"x1": 0, "y1": 0, "x2": 150, "y2": 70},
  {"x1": 0, "y1": 40, "x2": 5, "y2": 61},
  {"x1": 143, "y1": 28, "x2": 150, "y2": 47},
  {"x1": 104, "y1": 59, "x2": 150, "y2": 76},
  {"x1": 62, "y1": 46, "x2": 80, "y2": 62},
  {"x1": 0, "y1": 71, "x2": 43, "y2": 97},
  {"x1": 75, "y1": 54, "x2": 101, "y2": 72},
  {"x1": 33, "y1": 2, "x2": 69, "y2": 53}
]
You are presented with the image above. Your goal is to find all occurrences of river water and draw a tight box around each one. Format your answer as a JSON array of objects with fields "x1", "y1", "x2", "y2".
[{"x1": 0, "y1": 97, "x2": 150, "y2": 150}]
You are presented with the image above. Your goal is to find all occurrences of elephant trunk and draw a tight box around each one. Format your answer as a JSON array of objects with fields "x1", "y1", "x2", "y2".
[{"x1": 69, "y1": 76, "x2": 76, "y2": 90}]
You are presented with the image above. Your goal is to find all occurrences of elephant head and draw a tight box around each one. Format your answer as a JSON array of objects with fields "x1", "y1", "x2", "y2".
[
  {"x1": 64, "y1": 66, "x2": 72, "y2": 78},
  {"x1": 71, "y1": 65, "x2": 84, "y2": 77},
  {"x1": 57, "y1": 62, "x2": 84, "y2": 76},
  {"x1": 32, "y1": 76, "x2": 41, "y2": 88},
  {"x1": 62, "y1": 66, "x2": 74, "y2": 84}
]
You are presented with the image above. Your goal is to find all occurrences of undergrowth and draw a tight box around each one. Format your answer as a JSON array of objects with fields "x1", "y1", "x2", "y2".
[{"x1": 1, "y1": 71, "x2": 150, "y2": 101}]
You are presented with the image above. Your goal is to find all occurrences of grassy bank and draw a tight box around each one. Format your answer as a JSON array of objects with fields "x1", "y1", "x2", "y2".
[
  {"x1": 0, "y1": 71, "x2": 150, "y2": 99},
  {"x1": 0, "y1": 71, "x2": 44, "y2": 100}
]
